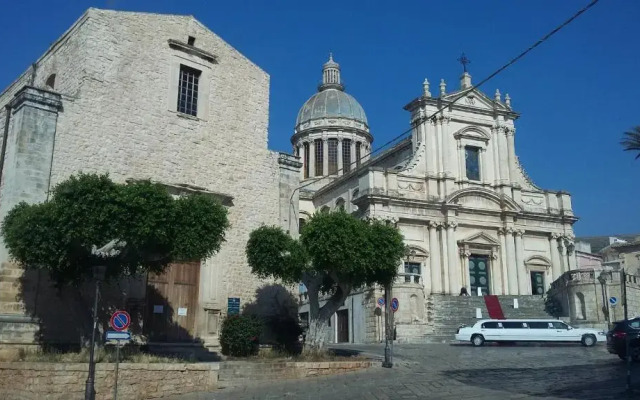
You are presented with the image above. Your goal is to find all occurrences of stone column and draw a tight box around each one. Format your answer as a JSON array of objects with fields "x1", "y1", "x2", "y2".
[
  {"x1": 426, "y1": 119, "x2": 437, "y2": 174},
  {"x1": 428, "y1": 221, "x2": 442, "y2": 294},
  {"x1": 498, "y1": 126, "x2": 510, "y2": 183},
  {"x1": 481, "y1": 147, "x2": 493, "y2": 184},
  {"x1": 350, "y1": 138, "x2": 356, "y2": 167},
  {"x1": 515, "y1": 229, "x2": 528, "y2": 295},
  {"x1": 506, "y1": 127, "x2": 517, "y2": 185},
  {"x1": 459, "y1": 249, "x2": 470, "y2": 290},
  {"x1": 322, "y1": 137, "x2": 328, "y2": 176},
  {"x1": 308, "y1": 140, "x2": 315, "y2": 178},
  {"x1": 436, "y1": 117, "x2": 444, "y2": 176},
  {"x1": 565, "y1": 237, "x2": 577, "y2": 271},
  {"x1": 440, "y1": 225, "x2": 450, "y2": 294},
  {"x1": 446, "y1": 221, "x2": 459, "y2": 294},
  {"x1": 491, "y1": 127, "x2": 501, "y2": 184},
  {"x1": 549, "y1": 233, "x2": 562, "y2": 281},
  {"x1": 504, "y1": 227, "x2": 518, "y2": 294},
  {"x1": 558, "y1": 239, "x2": 567, "y2": 273},
  {"x1": 498, "y1": 228, "x2": 509, "y2": 294},
  {"x1": 337, "y1": 138, "x2": 343, "y2": 176}
]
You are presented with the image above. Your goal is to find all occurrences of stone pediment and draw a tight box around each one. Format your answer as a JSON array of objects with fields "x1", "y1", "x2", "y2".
[
  {"x1": 458, "y1": 232, "x2": 500, "y2": 247},
  {"x1": 446, "y1": 188, "x2": 522, "y2": 213},
  {"x1": 443, "y1": 88, "x2": 508, "y2": 112},
  {"x1": 453, "y1": 126, "x2": 491, "y2": 142}
]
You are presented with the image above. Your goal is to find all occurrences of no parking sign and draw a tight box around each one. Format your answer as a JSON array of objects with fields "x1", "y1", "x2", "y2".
[{"x1": 110, "y1": 310, "x2": 131, "y2": 332}]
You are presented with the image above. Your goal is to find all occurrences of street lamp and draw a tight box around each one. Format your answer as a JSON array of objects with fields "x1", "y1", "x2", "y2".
[
  {"x1": 84, "y1": 264, "x2": 106, "y2": 400},
  {"x1": 597, "y1": 271, "x2": 610, "y2": 330},
  {"x1": 382, "y1": 282, "x2": 393, "y2": 368}
]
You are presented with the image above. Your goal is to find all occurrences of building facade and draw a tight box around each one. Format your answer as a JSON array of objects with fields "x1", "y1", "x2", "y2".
[
  {"x1": 298, "y1": 56, "x2": 578, "y2": 343},
  {"x1": 0, "y1": 8, "x2": 300, "y2": 348}
]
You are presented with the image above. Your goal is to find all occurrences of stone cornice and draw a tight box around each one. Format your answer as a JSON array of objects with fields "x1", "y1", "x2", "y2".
[
  {"x1": 9, "y1": 86, "x2": 62, "y2": 112},
  {"x1": 168, "y1": 39, "x2": 217, "y2": 63},
  {"x1": 277, "y1": 152, "x2": 302, "y2": 169}
]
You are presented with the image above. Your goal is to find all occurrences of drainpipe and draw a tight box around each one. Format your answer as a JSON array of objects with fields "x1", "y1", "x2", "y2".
[{"x1": 0, "y1": 105, "x2": 11, "y2": 188}]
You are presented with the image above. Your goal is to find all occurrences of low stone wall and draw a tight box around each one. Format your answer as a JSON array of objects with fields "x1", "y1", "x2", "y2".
[
  {"x1": 218, "y1": 360, "x2": 373, "y2": 387},
  {"x1": 0, "y1": 362, "x2": 218, "y2": 400}
]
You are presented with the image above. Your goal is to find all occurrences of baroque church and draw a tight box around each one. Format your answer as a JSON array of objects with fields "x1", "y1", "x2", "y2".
[
  {"x1": 0, "y1": 8, "x2": 577, "y2": 348},
  {"x1": 296, "y1": 56, "x2": 578, "y2": 343}
]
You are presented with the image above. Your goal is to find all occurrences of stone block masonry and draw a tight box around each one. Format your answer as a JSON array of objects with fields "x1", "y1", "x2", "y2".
[{"x1": 0, "y1": 362, "x2": 219, "y2": 400}]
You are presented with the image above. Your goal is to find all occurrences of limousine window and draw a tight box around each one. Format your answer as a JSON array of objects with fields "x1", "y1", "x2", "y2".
[
  {"x1": 551, "y1": 321, "x2": 569, "y2": 329},
  {"x1": 528, "y1": 322, "x2": 550, "y2": 329},
  {"x1": 502, "y1": 322, "x2": 526, "y2": 329},
  {"x1": 481, "y1": 322, "x2": 501, "y2": 329}
]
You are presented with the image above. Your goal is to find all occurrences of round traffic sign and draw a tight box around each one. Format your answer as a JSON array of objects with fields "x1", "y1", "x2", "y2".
[
  {"x1": 391, "y1": 298, "x2": 399, "y2": 313},
  {"x1": 110, "y1": 310, "x2": 131, "y2": 332},
  {"x1": 377, "y1": 297, "x2": 385, "y2": 307},
  {"x1": 609, "y1": 297, "x2": 618, "y2": 306}
]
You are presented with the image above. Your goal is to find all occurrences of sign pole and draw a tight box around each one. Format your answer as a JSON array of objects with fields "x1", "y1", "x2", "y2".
[
  {"x1": 382, "y1": 283, "x2": 393, "y2": 368},
  {"x1": 114, "y1": 341, "x2": 120, "y2": 400},
  {"x1": 84, "y1": 275, "x2": 101, "y2": 400}
]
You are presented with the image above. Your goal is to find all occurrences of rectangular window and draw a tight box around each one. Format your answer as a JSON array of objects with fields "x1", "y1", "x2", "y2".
[
  {"x1": 177, "y1": 65, "x2": 201, "y2": 116},
  {"x1": 404, "y1": 261, "x2": 421, "y2": 284},
  {"x1": 481, "y1": 322, "x2": 501, "y2": 329},
  {"x1": 342, "y1": 139, "x2": 351, "y2": 173},
  {"x1": 328, "y1": 139, "x2": 338, "y2": 175},
  {"x1": 315, "y1": 139, "x2": 323, "y2": 176},
  {"x1": 356, "y1": 142, "x2": 362, "y2": 167},
  {"x1": 502, "y1": 322, "x2": 526, "y2": 329},
  {"x1": 528, "y1": 322, "x2": 550, "y2": 329},
  {"x1": 530, "y1": 271, "x2": 545, "y2": 295},
  {"x1": 465, "y1": 146, "x2": 480, "y2": 181},
  {"x1": 303, "y1": 143, "x2": 310, "y2": 179}
]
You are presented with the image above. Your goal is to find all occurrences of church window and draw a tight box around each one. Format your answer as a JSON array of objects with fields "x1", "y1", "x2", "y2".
[
  {"x1": 177, "y1": 64, "x2": 201, "y2": 116},
  {"x1": 315, "y1": 139, "x2": 323, "y2": 176},
  {"x1": 187, "y1": 36, "x2": 196, "y2": 46},
  {"x1": 342, "y1": 139, "x2": 351, "y2": 172},
  {"x1": 328, "y1": 139, "x2": 338, "y2": 175},
  {"x1": 356, "y1": 142, "x2": 362, "y2": 166},
  {"x1": 303, "y1": 143, "x2": 310, "y2": 178},
  {"x1": 404, "y1": 261, "x2": 421, "y2": 284},
  {"x1": 465, "y1": 146, "x2": 480, "y2": 181},
  {"x1": 45, "y1": 74, "x2": 56, "y2": 90},
  {"x1": 335, "y1": 198, "x2": 345, "y2": 211}
]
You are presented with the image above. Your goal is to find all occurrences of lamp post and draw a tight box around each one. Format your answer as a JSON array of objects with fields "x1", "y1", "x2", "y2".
[
  {"x1": 382, "y1": 283, "x2": 393, "y2": 368},
  {"x1": 84, "y1": 264, "x2": 106, "y2": 400},
  {"x1": 597, "y1": 271, "x2": 609, "y2": 330}
]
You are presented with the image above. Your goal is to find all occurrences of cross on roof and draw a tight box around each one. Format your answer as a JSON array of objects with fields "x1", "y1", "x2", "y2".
[{"x1": 458, "y1": 53, "x2": 471, "y2": 73}]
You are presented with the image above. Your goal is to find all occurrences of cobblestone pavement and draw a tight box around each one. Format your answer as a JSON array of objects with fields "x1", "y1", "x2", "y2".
[{"x1": 171, "y1": 343, "x2": 640, "y2": 400}]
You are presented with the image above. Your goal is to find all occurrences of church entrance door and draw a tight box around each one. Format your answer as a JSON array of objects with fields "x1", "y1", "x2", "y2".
[
  {"x1": 337, "y1": 309, "x2": 349, "y2": 343},
  {"x1": 469, "y1": 255, "x2": 490, "y2": 295},
  {"x1": 144, "y1": 261, "x2": 200, "y2": 342}
]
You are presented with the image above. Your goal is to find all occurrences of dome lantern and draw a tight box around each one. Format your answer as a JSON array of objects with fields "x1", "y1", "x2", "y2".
[{"x1": 319, "y1": 53, "x2": 344, "y2": 91}]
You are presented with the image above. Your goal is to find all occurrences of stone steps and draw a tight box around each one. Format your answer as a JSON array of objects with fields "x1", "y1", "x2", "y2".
[{"x1": 0, "y1": 314, "x2": 39, "y2": 344}]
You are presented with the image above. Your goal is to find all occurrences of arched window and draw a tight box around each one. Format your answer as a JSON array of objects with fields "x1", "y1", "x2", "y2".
[
  {"x1": 575, "y1": 292, "x2": 586, "y2": 320},
  {"x1": 45, "y1": 73, "x2": 56, "y2": 90},
  {"x1": 314, "y1": 139, "x2": 323, "y2": 176},
  {"x1": 328, "y1": 138, "x2": 338, "y2": 175},
  {"x1": 342, "y1": 139, "x2": 352, "y2": 173},
  {"x1": 303, "y1": 143, "x2": 310, "y2": 179},
  {"x1": 320, "y1": 206, "x2": 330, "y2": 214},
  {"x1": 335, "y1": 198, "x2": 345, "y2": 211},
  {"x1": 299, "y1": 218, "x2": 306, "y2": 232}
]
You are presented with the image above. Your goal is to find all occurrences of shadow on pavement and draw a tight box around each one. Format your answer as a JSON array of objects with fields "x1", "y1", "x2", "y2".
[{"x1": 443, "y1": 361, "x2": 640, "y2": 399}]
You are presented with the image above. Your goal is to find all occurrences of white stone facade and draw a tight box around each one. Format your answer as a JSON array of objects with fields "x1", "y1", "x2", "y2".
[
  {"x1": 0, "y1": 8, "x2": 301, "y2": 347},
  {"x1": 295, "y1": 64, "x2": 578, "y2": 343}
]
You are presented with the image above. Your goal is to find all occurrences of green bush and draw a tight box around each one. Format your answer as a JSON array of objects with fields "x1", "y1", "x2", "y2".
[
  {"x1": 220, "y1": 315, "x2": 262, "y2": 357},
  {"x1": 544, "y1": 292, "x2": 563, "y2": 318},
  {"x1": 266, "y1": 315, "x2": 303, "y2": 354}
]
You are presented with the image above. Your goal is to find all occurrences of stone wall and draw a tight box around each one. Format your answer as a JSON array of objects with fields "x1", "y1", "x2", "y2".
[{"x1": 0, "y1": 362, "x2": 218, "y2": 400}]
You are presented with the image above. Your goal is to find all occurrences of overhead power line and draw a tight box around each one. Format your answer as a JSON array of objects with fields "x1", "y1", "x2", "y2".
[{"x1": 289, "y1": 0, "x2": 601, "y2": 216}]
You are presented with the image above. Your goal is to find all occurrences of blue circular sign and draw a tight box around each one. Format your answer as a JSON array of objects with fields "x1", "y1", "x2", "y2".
[
  {"x1": 391, "y1": 298, "x2": 399, "y2": 313},
  {"x1": 609, "y1": 297, "x2": 618, "y2": 306},
  {"x1": 377, "y1": 297, "x2": 385, "y2": 307},
  {"x1": 110, "y1": 310, "x2": 131, "y2": 332}
]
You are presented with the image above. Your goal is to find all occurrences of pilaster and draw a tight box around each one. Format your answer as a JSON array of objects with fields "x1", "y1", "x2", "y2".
[
  {"x1": 428, "y1": 221, "x2": 442, "y2": 294},
  {"x1": 501, "y1": 227, "x2": 518, "y2": 295},
  {"x1": 337, "y1": 137, "x2": 343, "y2": 176},
  {"x1": 515, "y1": 229, "x2": 528, "y2": 295},
  {"x1": 309, "y1": 140, "x2": 316, "y2": 178},
  {"x1": 550, "y1": 233, "x2": 562, "y2": 281},
  {"x1": 446, "y1": 221, "x2": 459, "y2": 294}
]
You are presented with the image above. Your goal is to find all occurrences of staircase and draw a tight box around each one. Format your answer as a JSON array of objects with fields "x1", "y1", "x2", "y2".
[
  {"x1": 422, "y1": 295, "x2": 548, "y2": 343},
  {"x1": 0, "y1": 264, "x2": 39, "y2": 348}
]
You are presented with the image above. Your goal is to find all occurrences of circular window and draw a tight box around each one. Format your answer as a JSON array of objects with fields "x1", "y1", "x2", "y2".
[
  {"x1": 479, "y1": 277, "x2": 487, "y2": 285},
  {"x1": 478, "y1": 261, "x2": 486, "y2": 271},
  {"x1": 470, "y1": 276, "x2": 476, "y2": 284}
]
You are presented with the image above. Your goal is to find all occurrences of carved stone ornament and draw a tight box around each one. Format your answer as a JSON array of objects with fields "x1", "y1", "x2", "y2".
[
  {"x1": 550, "y1": 232, "x2": 562, "y2": 240},
  {"x1": 514, "y1": 229, "x2": 525, "y2": 237},
  {"x1": 465, "y1": 96, "x2": 476, "y2": 105},
  {"x1": 446, "y1": 221, "x2": 458, "y2": 229},
  {"x1": 497, "y1": 227, "x2": 508, "y2": 235},
  {"x1": 428, "y1": 221, "x2": 443, "y2": 229},
  {"x1": 459, "y1": 248, "x2": 471, "y2": 258},
  {"x1": 490, "y1": 249, "x2": 499, "y2": 260}
]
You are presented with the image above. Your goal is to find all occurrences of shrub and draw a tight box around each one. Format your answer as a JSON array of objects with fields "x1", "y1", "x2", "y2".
[
  {"x1": 220, "y1": 315, "x2": 262, "y2": 357},
  {"x1": 544, "y1": 292, "x2": 563, "y2": 318},
  {"x1": 265, "y1": 315, "x2": 303, "y2": 354}
]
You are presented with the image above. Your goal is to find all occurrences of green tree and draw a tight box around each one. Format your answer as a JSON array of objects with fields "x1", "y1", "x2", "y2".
[
  {"x1": 246, "y1": 211, "x2": 405, "y2": 349},
  {"x1": 1, "y1": 173, "x2": 229, "y2": 285},
  {"x1": 621, "y1": 126, "x2": 640, "y2": 159}
]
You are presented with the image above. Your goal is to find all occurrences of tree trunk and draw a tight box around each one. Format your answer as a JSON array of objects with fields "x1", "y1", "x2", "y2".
[{"x1": 302, "y1": 274, "x2": 351, "y2": 350}]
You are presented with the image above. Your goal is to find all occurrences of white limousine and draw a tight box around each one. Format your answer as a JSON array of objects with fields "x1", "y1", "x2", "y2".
[{"x1": 455, "y1": 319, "x2": 606, "y2": 347}]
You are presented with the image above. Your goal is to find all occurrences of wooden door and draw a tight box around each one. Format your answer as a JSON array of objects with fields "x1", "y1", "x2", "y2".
[
  {"x1": 469, "y1": 255, "x2": 490, "y2": 295},
  {"x1": 145, "y1": 261, "x2": 200, "y2": 342},
  {"x1": 530, "y1": 271, "x2": 545, "y2": 295},
  {"x1": 337, "y1": 309, "x2": 349, "y2": 343}
]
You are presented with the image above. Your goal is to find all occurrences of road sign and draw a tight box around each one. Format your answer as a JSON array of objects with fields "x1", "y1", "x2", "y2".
[
  {"x1": 609, "y1": 296, "x2": 618, "y2": 306},
  {"x1": 106, "y1": 331, "x2": 131, "y2": 341},
  {"x1": 228, "y1": 297, "x2": 240, "y2": 316},
  {"x1": 391, "y1": 298, "x2": 399, "y2": 313},
  {"x1": 377, "y1": 297, "x2": 385, "y2": 307},
  {"x1": 110, "y1": 310, "x2": 131, "y2": 332}
]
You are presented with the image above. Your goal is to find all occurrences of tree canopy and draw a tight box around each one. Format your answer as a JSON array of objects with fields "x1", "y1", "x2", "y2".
[
  {"x1": 621, "y1": 126, "x2": 640, "y2": 160},
  {"x1": 246, "y1": 210, "x2": 405, "y2": 348},
  {"x1": 1, "y1": 173, "x2": 229, "y2": 285}
]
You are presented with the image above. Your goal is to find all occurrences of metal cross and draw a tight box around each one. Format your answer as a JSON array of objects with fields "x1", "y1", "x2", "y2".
[{"x1": 458, "y1": 53, "x2": 471, "y2": 73}]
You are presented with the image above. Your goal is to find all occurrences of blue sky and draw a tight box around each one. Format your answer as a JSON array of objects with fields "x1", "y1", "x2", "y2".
[{"x1": 1, "y1": 1, "x2": 638, "y2": 237}]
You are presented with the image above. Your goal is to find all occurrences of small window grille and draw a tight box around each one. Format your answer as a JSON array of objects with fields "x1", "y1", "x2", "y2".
[
  {"x1": 315, "y1": 139, "x2": 323, "y2": 176},
  {"x1": 177, "y1": 65, "x2": 201, "y2": 117},
  {"x1": 342, "y1": 139, "x2": 351, "y2": 172},
  {"x1": 328, "y1": 139, "x2": 338, "y2": 175}
]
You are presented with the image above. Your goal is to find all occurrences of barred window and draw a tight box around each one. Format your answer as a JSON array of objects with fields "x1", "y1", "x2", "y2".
[
  {"x1": 303, "y1": 143, "x2": 310, "y2": 179},
  {"x1": 177, "y1": 65, "x2": 201, "y2": 116},
  {"x1": 465, "y1": 146, "x2": 480, "y2": 181},
  {"x1": 356, "y1": 142, "x2": 362, "y2": 166},
  {"x1": 315, "y1": 139, "x2": 323, "y2": 176},
  {"x1": 328, "y1": 139, "x2": 338, "y2": 175},
  {"x1": 342, "y1": 139, "x2": 351, "y2": 173}
]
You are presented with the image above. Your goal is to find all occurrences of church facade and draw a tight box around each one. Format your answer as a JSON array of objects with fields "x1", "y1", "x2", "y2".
[{"x1": 295, "y1": 57, "x2": 578, "y2": 343}]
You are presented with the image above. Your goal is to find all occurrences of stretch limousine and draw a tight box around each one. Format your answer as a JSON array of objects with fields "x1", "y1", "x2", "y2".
[{"x1": 455, "y1": 319, "x2": 606, "y2": 347}]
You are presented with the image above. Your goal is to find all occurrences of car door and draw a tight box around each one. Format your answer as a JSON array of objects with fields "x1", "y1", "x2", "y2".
[
  {"x1": 551, "y1": 321, "x2": 580, "y2": 341},
  {"x1": 528, "y1": 321, "x2": 552, "y2": 341},
  {"x1": 502, "y1": 321, "x2": 526, "y2": 341},
  {"x1": 480, "y1": 321, "x2": 501, "y2": 340}
]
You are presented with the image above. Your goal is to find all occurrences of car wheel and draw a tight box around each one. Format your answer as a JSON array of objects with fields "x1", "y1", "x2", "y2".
[
  {"x1": 471, "y1": 334, "x2": 485, "y2": 347},
  {"x1": 581, "y1": 334, "x2": 596, "y2": 347}
]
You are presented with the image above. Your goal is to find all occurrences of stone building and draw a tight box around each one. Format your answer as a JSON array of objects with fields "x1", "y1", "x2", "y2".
[
  {"x1": 297, "y1": 56, "x2": 578, "y2": 343},
  {"x1": 0, "y1": 8, "x2": 300, "y2": 349}
]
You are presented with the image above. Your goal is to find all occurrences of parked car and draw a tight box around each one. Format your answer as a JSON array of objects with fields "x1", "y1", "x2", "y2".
[
  {"x1": 455, "y1": 319, "x2": 606, "y2": 347},
  {"x1": 606, "y1": 318, "x2": 640, "y2": 361}
]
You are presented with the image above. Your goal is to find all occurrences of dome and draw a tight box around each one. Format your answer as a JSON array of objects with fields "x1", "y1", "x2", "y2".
[{"x1": 295, "y1": 88, "x2": 368, "y2": 127}]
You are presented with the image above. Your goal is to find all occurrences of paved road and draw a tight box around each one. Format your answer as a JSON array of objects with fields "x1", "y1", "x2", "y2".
[{"x1": 172, "y1": 343, "x2": 640, "y2": 400}]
